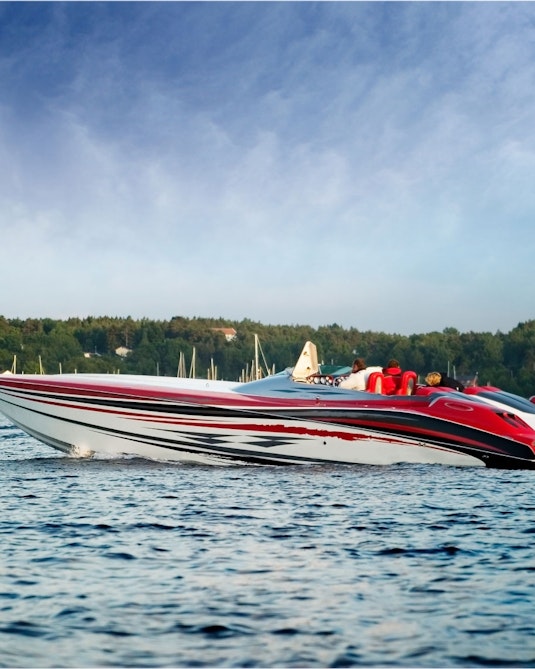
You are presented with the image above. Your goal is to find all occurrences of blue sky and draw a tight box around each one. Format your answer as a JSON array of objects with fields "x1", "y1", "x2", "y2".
[{"x1": 1, "y1": 2, "x2": 534, "y2": 335}]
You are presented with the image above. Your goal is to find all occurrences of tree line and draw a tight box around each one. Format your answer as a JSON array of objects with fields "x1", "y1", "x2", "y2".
[{"x1": 0, "y1": 315, "x2": 534, "y2": 397}]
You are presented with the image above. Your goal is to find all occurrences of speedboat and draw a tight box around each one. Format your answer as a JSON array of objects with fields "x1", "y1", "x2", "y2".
[{"x1": 1, "y1": 342, "x2": 535, "y2": 469}]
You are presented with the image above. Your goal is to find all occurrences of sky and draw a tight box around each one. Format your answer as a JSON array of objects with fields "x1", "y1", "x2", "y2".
[{"x1": 1, "y1": 2, "x2": 534, "y2": 336}]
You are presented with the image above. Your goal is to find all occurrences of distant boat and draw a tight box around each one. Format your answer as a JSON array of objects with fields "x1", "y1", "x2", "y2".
[
  {"x1": 1, "y1": 355, "x2": 17, "y2": 375},
  {"x1": 240, "y1": 334, "x2": 273, "y2": 382}
]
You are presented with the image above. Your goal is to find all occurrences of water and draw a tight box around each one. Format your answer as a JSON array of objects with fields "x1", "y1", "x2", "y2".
[{"x1": 1, "y1": 416, "x2": 535, "y2": 668}]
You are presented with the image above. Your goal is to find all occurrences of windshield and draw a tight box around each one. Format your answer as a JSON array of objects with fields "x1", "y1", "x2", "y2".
[{"x1": 475, "y1": 390, "x2": 535, "y2": 414}]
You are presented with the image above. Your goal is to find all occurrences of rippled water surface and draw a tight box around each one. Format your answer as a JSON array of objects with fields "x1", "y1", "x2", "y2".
[{"x1": 1, "y1": 416, "x2": 535, "y2": 668}]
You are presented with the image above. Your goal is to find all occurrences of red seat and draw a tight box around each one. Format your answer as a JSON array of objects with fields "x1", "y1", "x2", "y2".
[
  {"x1": 395, "y1": 371, "x2": 417, "y2": 395},
  {"x1": 366, "y1": 371, "x2": 385, "y2": 394}
]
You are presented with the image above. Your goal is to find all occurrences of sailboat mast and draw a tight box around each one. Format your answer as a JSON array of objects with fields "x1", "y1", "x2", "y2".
[{"x1": 255, "y1": 334, "x2": 261, "y2": 380}]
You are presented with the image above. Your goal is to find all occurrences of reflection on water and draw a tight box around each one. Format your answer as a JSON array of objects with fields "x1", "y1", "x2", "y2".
[{"x1": 1, "y1": 416, "x2": 535, "y2": 667}]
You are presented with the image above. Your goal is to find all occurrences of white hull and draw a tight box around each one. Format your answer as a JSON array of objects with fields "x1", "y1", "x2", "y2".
[{"x1": 2, "y1": 388, "x2": 483, "y2": 468}]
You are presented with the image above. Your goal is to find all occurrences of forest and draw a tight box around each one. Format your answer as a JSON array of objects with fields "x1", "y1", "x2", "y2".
[{"x1": 1, "y1": 315, "x2": 534, "y2": 397}]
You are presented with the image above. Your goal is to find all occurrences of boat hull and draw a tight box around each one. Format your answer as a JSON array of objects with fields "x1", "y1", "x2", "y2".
[{"x1": 1, "y1": 394, "x2": 485, "y2": 467}]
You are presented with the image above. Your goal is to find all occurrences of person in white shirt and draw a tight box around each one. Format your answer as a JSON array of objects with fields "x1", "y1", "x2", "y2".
[{"x1": 339, "y1": 358, "x2": 382, "y2": 391}]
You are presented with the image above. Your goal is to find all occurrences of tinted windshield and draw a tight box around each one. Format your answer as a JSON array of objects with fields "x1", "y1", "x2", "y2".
[{"x1": 476, "y1": 390, "x2": 535, "y2": 413}]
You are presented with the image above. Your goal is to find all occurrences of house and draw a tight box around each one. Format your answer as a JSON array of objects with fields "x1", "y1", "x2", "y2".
[
  {"x1": 211, "y1": 327, "x2": 237, "y2": 342},
  {"x1": 115, "y1": 346, "x2": 132, "y2": 358}
]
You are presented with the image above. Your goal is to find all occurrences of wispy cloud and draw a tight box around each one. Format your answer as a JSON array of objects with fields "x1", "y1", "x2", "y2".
[{"x1": 1, "y1": 2, "x2": 534, "y2": 333}]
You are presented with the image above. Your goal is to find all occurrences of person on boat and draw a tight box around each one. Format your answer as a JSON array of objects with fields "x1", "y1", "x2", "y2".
[
  {"x1": 425, "y1": 371, "x2": 465, "y2": 392},
  {"x1": 339, "y1": 358, "x2": 382, "y2": 391},
  {"x1": 382, "y1": 359, "x2": 402, "y2": 395}
]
